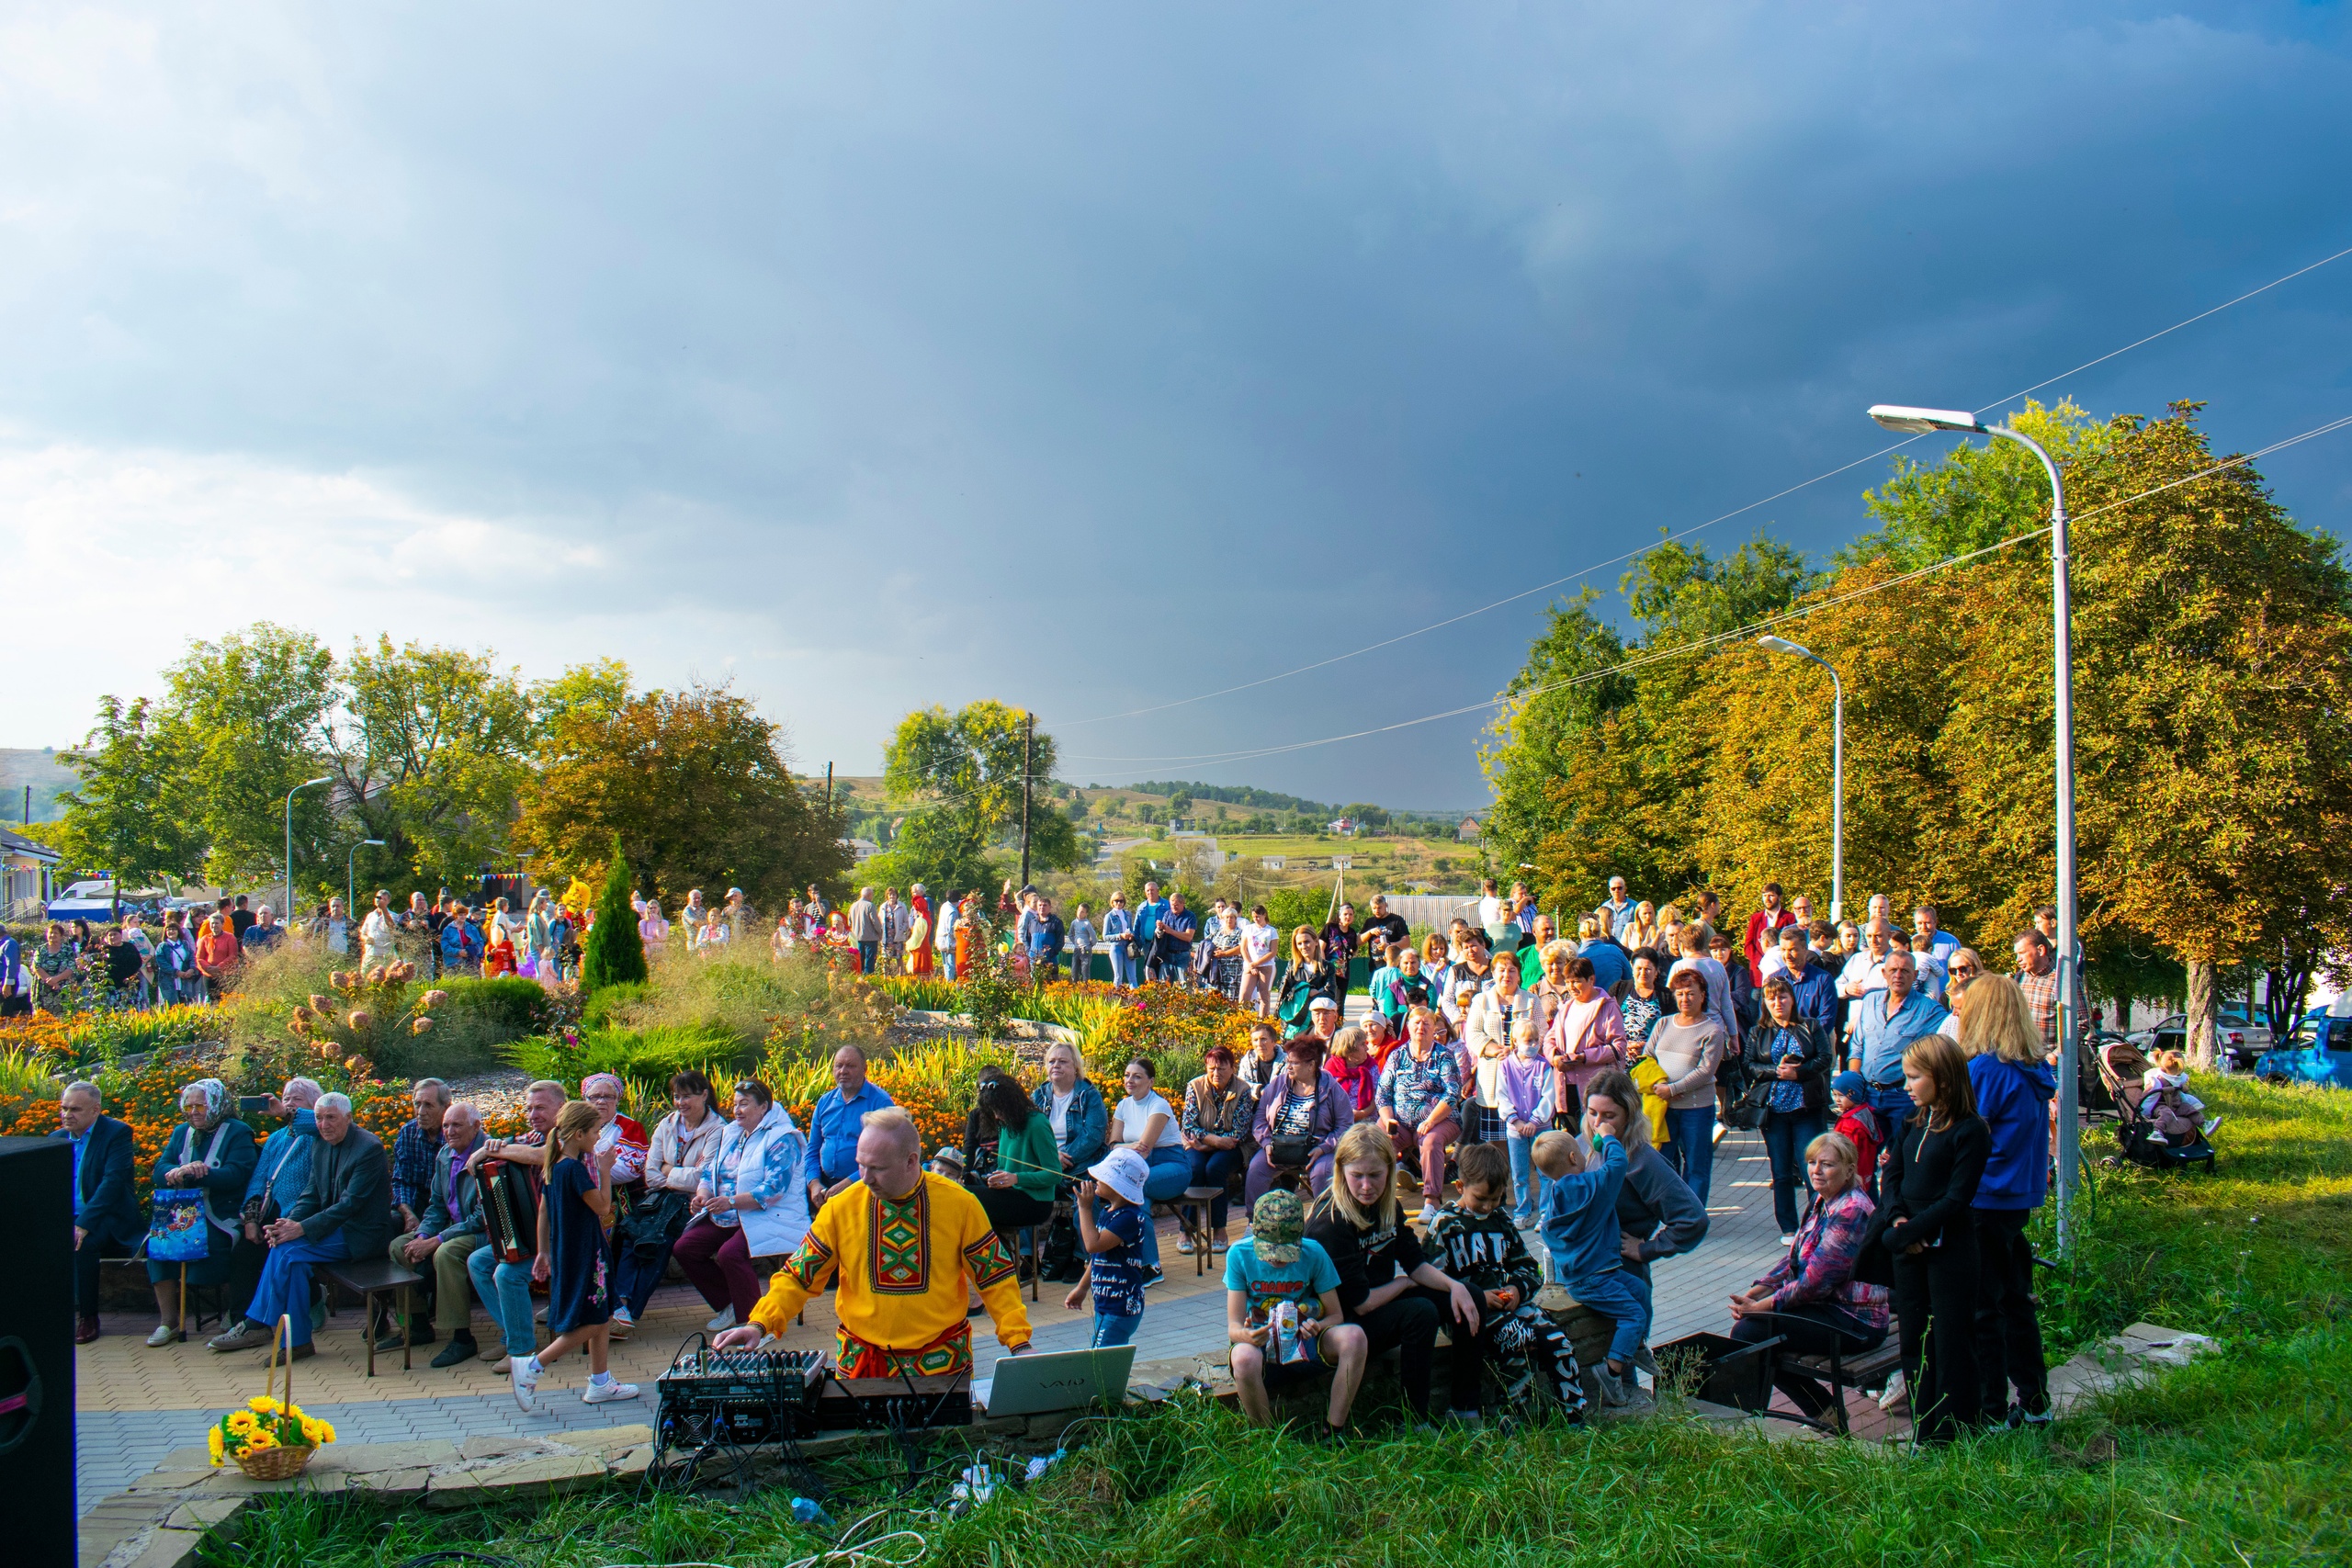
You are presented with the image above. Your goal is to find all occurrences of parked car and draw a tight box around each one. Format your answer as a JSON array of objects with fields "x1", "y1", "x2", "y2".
[
  {"x1": 2127, "y1": 1010, "x2": 2273, "y2": 1073},
  {"x1": 2256, "y1": 1003, "x2": 2352, "y2": 1089}
]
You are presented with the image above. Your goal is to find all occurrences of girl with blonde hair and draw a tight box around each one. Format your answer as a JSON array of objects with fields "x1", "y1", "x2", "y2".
[
  {"x1": 1958, "y1": 970, "x2": 2059, "y2": 1425},
  {"x1": 1302, "y1": 1122, "x2": 1481, "y2": 1427}
]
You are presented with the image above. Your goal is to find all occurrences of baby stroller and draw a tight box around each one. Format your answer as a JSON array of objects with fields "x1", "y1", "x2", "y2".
[{"x1": 2098, "y1": 1038, "x2": 2216, "y2": 1173}]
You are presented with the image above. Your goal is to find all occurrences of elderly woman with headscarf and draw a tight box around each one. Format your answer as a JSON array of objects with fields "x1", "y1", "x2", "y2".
[
  {"x1": 144, "y1": 1077, "x2": 258, "y2": 1346},
  {"x1": 580, "y1": 1073, "x2": 651, "y2": 1187}
]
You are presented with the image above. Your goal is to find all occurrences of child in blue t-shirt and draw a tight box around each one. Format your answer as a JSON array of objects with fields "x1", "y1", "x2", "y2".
[
  {"x1": 1535, "y1": 1128, "x2": 1648, "y2": 1406},
  {"x1": 1065, "y1": 1149, "x2": 1151, "y2": 1348},
  {"x1": 1221, "y1": 1189, "x2": 1368, "y2": 1438}
]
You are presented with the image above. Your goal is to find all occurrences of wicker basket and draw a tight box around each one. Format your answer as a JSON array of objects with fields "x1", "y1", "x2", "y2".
[{"x1": 232, "y1": 1314, "x2": 319, "y2": 1481}]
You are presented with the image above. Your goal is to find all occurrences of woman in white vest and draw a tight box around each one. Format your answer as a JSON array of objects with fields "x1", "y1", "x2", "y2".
[{"x1": 672, "y1": 1078, "x2": 812, "y2": 1332}]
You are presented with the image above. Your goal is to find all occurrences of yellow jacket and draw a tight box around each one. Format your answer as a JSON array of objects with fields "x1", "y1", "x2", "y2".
[{"x1": 749, "y1": 1171, "x2": 1032, "y2": 1351}]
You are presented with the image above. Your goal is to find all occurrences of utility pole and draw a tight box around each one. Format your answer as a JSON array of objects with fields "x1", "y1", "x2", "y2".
[
  {"x1": 1019, "y1": 713, "x2": 1035, "y2": 888},
  {"x1": 824, "y1": 762, "x2": 833, "y2": 812}
]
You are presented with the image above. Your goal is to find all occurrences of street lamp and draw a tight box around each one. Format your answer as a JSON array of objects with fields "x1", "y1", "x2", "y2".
[
  {"x1": 1755, "y1": 636, "x2": 1843, "y2": 924},
  {"x1": 286, "y1": 776, "x2": 333, "y2": 926},
  {"x1": 1868, "y1": 403, "x2": 2079, "y2": 1250},
  {"x1": 349, "y1": 840, "x2": 387, "y2": 932}
]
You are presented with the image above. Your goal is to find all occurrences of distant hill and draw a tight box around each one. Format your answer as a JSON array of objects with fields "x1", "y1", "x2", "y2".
[{"x1": 0, "y1": 748, "x2": 76, "y2": 826}]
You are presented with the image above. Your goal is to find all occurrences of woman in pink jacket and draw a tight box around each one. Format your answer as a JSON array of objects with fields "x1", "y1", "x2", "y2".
[{"x1": 1543, "y1": 954, "x2": 1628, "y2": 1127}]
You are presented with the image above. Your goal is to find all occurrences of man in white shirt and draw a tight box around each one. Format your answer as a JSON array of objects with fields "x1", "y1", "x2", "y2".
[{"x1": 1838, "y1": 921, "x2": 1900, "y2": 1052}]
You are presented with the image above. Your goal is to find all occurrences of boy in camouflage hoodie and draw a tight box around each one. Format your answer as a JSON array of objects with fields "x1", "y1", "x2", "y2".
[{"x1": 1420, "y1": 1142, "x2": 1586, "y2": 1425}]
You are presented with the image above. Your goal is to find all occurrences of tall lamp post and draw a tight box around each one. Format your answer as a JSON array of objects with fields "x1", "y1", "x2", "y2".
[
  {"x1": 348, "y1": 840, "x2": 387, "y2": 934},
  {"x1": 286, "y1": 776, "x2": 333, "y2": 929},
  {"x1": 1756, "y1": 636, "x2": 1843, "y2": 924},
  {"x1": 1867, "y1": 404, "x2": 2078, "y2": 1250}
]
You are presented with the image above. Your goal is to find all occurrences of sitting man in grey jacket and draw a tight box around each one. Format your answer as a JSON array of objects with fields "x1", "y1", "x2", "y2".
[
  {"x1": 208, "y1": 1092, "x2": 393, "y2": 1359},
  {"x1": 390, "y1": 1100, "x2": 489, "y2": 1366}
]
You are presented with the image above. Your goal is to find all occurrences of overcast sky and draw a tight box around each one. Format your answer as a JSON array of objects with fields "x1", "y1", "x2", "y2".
[{"x1": 4, "y1": 3, "x2": 2348, "y2": 807}]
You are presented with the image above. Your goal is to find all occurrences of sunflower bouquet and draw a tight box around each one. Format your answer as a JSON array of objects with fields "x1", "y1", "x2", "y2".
[
  {"x1": 209, "y1": 1314, "x2": 335, "y2": 1479},
  {"x1": 208, "y1": 1396, "x2": 336, "y2": 1464}
]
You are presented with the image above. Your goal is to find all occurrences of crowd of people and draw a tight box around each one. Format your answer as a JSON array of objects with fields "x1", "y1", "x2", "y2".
[{"x1": 49, "y1": 865, "x2": 2089, "y2": 1440}]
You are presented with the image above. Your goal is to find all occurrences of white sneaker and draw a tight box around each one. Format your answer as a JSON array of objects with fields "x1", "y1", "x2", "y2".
[
  {"x1": 1876, "y1": 1370, "x2": 1907, "y2": 1413},
  {"x1": 511, "y1": 1356, "x2": 541, "y2": 1412},
  {"x1": 610, "y1": 1305, "x2": 634, "y2": 1327},
  {"x1": 1780, "y1": 1234, "x2": 1796, "y2": 1247},
  {"x1": 582, "y1": 1379, "x2": 639, "y2": 1404},
  {"x1": 1175, "y1": 1235, "x2": 1195, "y2": 1255},
  {"x1": 145, "y1": 1324, "x2": 182, "y2": 1348},
  {"x1": 705, "y1": 1306, "x2": 735, "y2": 1332}
]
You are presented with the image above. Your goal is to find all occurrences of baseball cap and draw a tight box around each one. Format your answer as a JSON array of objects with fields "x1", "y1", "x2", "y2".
[
  {"x1": 1087, "y1": 1147, "x2": 1149, "y2": 1206},
  {"x1": 931, "y1": 1145, "x2": 967, "y2": 1173},
  {"x1": 1831, "y1": 1071, "x2": 1868, "y2": 1100},
  {"x1": 1250, "y1": 1189, "x2": 1306, "y2": 1263},
  {"x1": 1307, "y1": 995, "x2": 1339, "y2": 1013}
]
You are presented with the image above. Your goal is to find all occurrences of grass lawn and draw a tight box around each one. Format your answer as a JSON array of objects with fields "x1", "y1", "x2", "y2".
[{"x1": 213, "y1": 1075, "x2": 2351, "y2": 1567}]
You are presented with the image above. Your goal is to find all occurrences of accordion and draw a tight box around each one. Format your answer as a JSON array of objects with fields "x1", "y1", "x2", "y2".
[{"x1": 481, "y1": 1157, "x2": 539, "y2": 1263}]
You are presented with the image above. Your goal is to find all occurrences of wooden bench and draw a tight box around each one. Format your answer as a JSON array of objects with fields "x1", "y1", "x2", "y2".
[
  {"x1": 1739, "y1": 1310, "x2": 1901, "y2": 1433},
  {"x1": 322, "y1": 1258, "x2": 424, "y2": 1376}
]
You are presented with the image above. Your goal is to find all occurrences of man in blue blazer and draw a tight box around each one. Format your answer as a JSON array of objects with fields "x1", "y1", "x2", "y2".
[{"x1": 55, "y1": 1080, "x2": 143, "y2": 1343}]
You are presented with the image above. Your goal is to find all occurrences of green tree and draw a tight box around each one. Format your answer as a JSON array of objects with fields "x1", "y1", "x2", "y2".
[
  {"x1": 54, "y1": 696, "x2": 208, "y2": 887},
  {"x1": 515, "y1": 681, "x2": 847, "y2": 911},
  {"x1": 581, "y1": 836, "x2": 648, "y2": 989},
  {"x1": 877, "y1": 702, "x2": 1080, "y2": 889},
  {"x1": 333, "y1": 637, "x2": 536, "y2": 892},
  {"x1": 164, "y1": 625, "x2": 339, "y2": 891}
]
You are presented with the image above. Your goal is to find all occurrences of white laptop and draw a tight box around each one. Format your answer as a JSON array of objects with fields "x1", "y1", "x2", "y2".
[{"x1": 971, "y1": 1346, "x2": 1136, "y2": 1416}]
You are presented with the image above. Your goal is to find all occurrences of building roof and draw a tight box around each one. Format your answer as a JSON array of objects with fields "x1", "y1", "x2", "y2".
[{"x1": 0, "y1": 825, "x2": 61, "y2": 863}]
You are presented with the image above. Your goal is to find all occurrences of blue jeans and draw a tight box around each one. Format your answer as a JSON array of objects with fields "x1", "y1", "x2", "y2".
[
  {"x1": 940, "y1": 947, "x2": 956, "y2": 981},
  {"x1": 1507, "y1": 1132, "x2": 1540, "y2": 1224},
  {"x1": 613, "y1": 1234, "x2": 679, "y2": 1320},
  {"x1": 1092, "y1": 1311, "x2": 1142, "y2": 1348},
  {"x1": 243, "y1": 1231, "x2": 354, "y2": 1346},
  {"x1": 1761, "y1": 1108, "x2": 1826, "y2": 1235},
  {"x1": 856, "y1": 941, "x2": 878, "y2": 974},
  {"x1": 1664, "y1": 1106, "x2": 1716, "y2": 1206},
  {"x1": 467, "y1": 1241, "x2": 538, "y2": 1357},
  {"x1": 1108, "y1": 945, "x2": 1136, "y2": 987},
  {"x1": 1870, "y1": 1083, "x2": 1916, "y2": 1141},
  {"x1": 1184, "y1": 1147, "x2": 1239, "y2": 1231},
  {"x1": 1138, "y1": 1148, "x2": 1190, "y2": 1270},
  {"x1": 1566, "y1": 1268, "x2": 1652, "y2": 1367}
]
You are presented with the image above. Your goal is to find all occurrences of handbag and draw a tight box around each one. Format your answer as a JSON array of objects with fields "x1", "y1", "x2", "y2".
[
  {"x1": 149, "y1": 1190, "x2": 212, "y2": 1262},
  {"x1": 1269, "y1": 1136, "x2": 1317, "y2": 1168},
  {"x1": 1722, "y1": 1077, "x2": 1775, "y2": 1132},
  {"x1": 616, "y1": 1186, "x2": 689, "y2": 1255}
]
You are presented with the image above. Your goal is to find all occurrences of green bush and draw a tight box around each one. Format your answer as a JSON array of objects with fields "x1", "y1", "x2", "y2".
[
  {"x1": 582, "y1": 839, "x2": 648, "y2": 990},
  {"x1": 505, "y1": 1021, "x2": 751, "y2": 1097},
  {"x1": 434, "y1": 976, "x2": 559, "y2": 1036},
  {"x1": 591, "y1": 950, "x2": 837, "y2": 1054},
  {"x1": 580, "y1": 981, "x2": 652, "y2": 1032}
]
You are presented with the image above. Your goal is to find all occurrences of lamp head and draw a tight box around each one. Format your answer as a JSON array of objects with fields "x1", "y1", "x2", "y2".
[
  {"x1": 1756, "y1": 636, "x2": 1810, "y2": 658},
  {"x1": 1868, "y1": 405, "x2": 1985, "y2": 434}
]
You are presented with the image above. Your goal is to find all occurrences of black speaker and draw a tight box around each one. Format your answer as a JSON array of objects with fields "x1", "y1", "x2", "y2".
[{"x1": 0, "y1": 1136, "x2": 74, "y2": 1566}]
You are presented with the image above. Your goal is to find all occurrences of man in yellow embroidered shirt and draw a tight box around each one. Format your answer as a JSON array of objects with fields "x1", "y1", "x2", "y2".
[{"x1": 716, "y1": 1107, "x2": 1031, "y2": 1374}]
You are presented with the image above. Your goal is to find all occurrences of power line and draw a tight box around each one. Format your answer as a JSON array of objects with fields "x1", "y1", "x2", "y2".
[
  {"x1": 1064, "y1": 410, "x2": 2352, "y2": 771},
  {"x1": 1052, "y1": 241, "x2": 2352, "y2": 731}
]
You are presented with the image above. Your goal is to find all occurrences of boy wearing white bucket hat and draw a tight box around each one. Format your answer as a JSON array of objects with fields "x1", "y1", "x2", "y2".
[{"x1": 1063, "y1": 1146, "x2": 1151, "y2": 1348}]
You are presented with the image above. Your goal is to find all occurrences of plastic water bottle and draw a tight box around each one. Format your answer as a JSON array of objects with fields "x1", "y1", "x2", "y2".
[{"x1": 791, "y1": 1497, "x2": 835, "y2": 1531}]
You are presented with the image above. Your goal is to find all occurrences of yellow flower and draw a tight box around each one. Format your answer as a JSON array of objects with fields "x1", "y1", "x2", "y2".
[
  {"x1": 247, "y1": 1396, "x2": 281, "y2": 1415},
  {"x1": 314, "y1": 1420, "x2": 336, "y2": 1444},
  {"x1": 207, "y1": 1428, "x2": 226, "y2": 1466},
  {"x1": 226, "y1": 1412, "x2": 256, "y2": 1434},
  {"x1": 243, "y1": 1429, "x2": 277, "y2": 1451}
]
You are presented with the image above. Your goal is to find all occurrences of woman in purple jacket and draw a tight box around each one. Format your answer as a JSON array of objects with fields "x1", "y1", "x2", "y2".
[{"x1": 1243, "y1": 1036, "x2": 1353, "y2": 1208}]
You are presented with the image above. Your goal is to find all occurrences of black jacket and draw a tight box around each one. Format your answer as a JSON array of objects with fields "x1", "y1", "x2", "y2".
[
  {"x1": 1860, "y1": 1112, "x2": 1989, "y2": 1272},
  {"x1": 55, "y1": 1114, "x2": 142, "y2": 1247},
  {"x1": 1305, "y1": 1201, "x2": 1427, "y2": 1319},
  {"x1": 1740, "y1": 1017, "x2": 1835, "y2": 1114},
  {"x1": 288, "y1": 1123, "x2": 395, "y2": 1258}
]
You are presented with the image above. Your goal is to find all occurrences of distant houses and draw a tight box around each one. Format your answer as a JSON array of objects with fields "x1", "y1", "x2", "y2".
[
  {"x1": 1457, "y1": 816, "x2": 1482, "y2": 841},
  {"x1": 1, "y1": 825, "x2": 62, "y2": 919}
]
